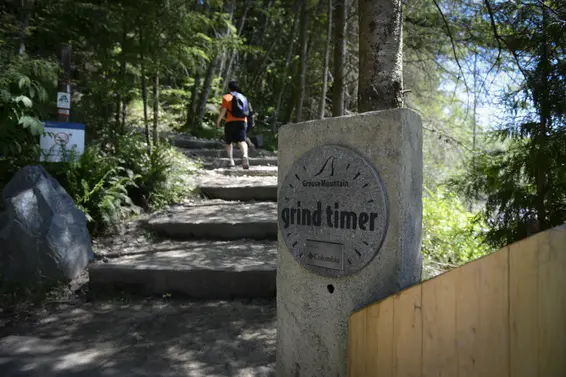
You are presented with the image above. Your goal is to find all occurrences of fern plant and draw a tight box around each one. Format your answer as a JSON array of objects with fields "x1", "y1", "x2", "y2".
[{"x1": 47, "y1": 146, "x2": 141, "y2": 234}]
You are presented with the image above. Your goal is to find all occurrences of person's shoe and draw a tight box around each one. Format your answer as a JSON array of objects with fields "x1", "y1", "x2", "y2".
[
  {"x1": 242, "y1": 156, "x2": 249, "y2": 170},
  {"x1": 229, "y1": 160, "x2": 236, "y2": 168}
]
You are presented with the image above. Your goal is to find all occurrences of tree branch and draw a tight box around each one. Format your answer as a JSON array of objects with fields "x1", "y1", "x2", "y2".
[
  {"x1": 536, "y1": 0, "x2": 566, "y2": 25},
  {"x1": 483, "y1": 0, "x2": 502, "y2": 61},
  {"x1": 483, "y1": 0, "x2": 529, "y2": 81},
  {"x1": 431, "y1": 0, "x2": 469, "y2": 93}
]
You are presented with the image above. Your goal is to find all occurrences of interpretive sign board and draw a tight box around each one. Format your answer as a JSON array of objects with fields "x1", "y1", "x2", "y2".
[{"x1": 40, "y1": 121, "x2": 85, "y2": 162}]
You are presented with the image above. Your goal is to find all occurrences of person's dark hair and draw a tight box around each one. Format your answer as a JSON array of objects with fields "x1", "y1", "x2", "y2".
[{"x1": 228, "y1": 80, "x2": 242, "y2": 93}]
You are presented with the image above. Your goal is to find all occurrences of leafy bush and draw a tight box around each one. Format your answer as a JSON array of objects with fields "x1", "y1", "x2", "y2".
[
  {"x1": 46, "y1": 146, "x2": 141, "y2": 234},
  {"x1": 44, "y1": 132, "x2": 198, "y2": 234},
  {"x1": 422, "y1": 187, "x2": 493, "y2": 272},
  {"x1": 453, "y1": 132, "x2": 566, "y2": 249},
  {"x1": 0, "y1": 54, "x2": 57, "y2": 158},
  {"x1": 116, "y1": 132, "x2": 199, "y2": 210}
]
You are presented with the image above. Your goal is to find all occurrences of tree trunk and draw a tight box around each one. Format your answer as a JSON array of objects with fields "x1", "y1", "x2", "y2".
[
  {"x1": 332, "y1": 0, "x2": 346, "y2": 116},
  {"x1": 152, "y1": 71, "x2": 159, "y2": 146},
  {"x1": 215, "y1": 2, "x2": 235, "y2": 96},
  {"x1": 295, "y1": 0, "x2": 310, "y2": 122},
  {"x1": 272, "y1": 9, "x2": 299, "y2": 130},
  {"x1": 186, "y1": 75, "x2": 201, "y2": 128},
  {"x1": 319, "y1": 0, "x2": 332, "y2": 119},
  {"x1": 196, "y1": 54, "x2": 220, "y2": 128},
  {"x1": 222, "y1": 1, "x2": 252, "y2": 93},
  {"x1": 535, "y1": 4, "x2": 551, "y2": 232},
  {"x1": 284, "y1": 97, "x2": 296, "y2": 125},
  {"x1": 57, "y1": 44, "x2": 72, "y2": 122},
  {"x1": 215, "y1": 50, "x2": 228, "y2": 96},
  {"x1": 121, "y1": 100, "x2": 127, "y2": 130},
  {"x1": 139, "y1": 30, "x2": 151, "y2": 151},
  {"x1": 249, "y1": 0, "x2": 275, "y2": 47},
  {"x1": 198, "y1": 2, "x2": 232, "y2": 127},
  {"x1": 344, "y1": 5, "x2": 359, "y2": 113},
  {"x1": 114, "y1": 76, "x2": 122, "y2": 128},
  {"x1": 358, "y1": 0, "x2": 404, "y2": 112},
  {"x1": 115, "y1": 27, "x2": 127, "y2": 131},
  {"x1": 17, "y1": 0, "x2": 33, "y2": 55}
]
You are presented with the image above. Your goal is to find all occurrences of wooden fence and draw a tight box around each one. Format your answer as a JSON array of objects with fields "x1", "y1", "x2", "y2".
[{"x1": 348, "y1": 225, "x2": 566, "y2": 377}]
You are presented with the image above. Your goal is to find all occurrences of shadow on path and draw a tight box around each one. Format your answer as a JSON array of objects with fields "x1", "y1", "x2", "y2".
[{"x1": 0, "y1": 299, "x2": 276, "y2": 377}]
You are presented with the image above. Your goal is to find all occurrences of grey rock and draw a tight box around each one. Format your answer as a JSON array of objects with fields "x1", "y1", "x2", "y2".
[{"x1": 0, "y1": 165, "x2": 93, "y2": 283}]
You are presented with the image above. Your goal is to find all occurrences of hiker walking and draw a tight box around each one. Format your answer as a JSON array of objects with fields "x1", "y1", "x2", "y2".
[{"x1": 216, "y1": 80, "x2": 250, "y2": 169}]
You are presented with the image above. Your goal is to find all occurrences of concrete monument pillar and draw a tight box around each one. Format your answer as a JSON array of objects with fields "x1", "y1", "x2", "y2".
[{"x1": 276, "y1": 108, "x2": 423, "y2": 377}]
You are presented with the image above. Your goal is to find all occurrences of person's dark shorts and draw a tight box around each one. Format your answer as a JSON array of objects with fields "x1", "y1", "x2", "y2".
[{"x1": 224, "y1": 121, "x2": 247, "y2": 144}]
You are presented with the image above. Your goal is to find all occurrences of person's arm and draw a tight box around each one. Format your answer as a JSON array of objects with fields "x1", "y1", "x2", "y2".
[{"x1": 216, "y1": 107, "x2": 227, "y2": 128}]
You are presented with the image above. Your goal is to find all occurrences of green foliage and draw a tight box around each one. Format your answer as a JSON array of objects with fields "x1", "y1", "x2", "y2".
[
  {"x1": 44, "y1": 133, "x2": 197, "y2": 234},
  {"x1": 453, "y1": 1, "x2": 566, "y2": 248},
  {"x1": 1, "y1": 0, "x2": 562, "y2": 256},
  {"x1": 453, "y1": 131, "x2": 566, "y2": 249},
  {"x1": 46, "y1": 146, "x2": 141, "y2": 234},
  {"x1": 422, "y1": 187, "x2": 493, "y2": 270},
  {"x1": 116, "y1": 132, "x2": 199, "y2": 210},
  {"x1": 0, "y1": 54, "x2": 57, "y2": 158}
]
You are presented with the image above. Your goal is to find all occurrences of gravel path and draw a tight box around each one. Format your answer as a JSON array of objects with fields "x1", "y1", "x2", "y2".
[{"x1": 0, "y1": 299, "x2": 276, "y2": 377}]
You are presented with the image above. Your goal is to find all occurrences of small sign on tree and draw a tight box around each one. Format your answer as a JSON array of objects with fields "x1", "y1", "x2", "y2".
[{"x1": 57, "y1": 92, "x2": 71, "y2": 109}]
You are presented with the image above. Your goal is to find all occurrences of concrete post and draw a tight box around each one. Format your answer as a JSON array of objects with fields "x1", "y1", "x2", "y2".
[{"x1": 276, "y1": 108, "x2": 423, "y2": 377}]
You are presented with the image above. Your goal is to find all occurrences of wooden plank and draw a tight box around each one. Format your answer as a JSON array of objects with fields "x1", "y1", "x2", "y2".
[
  {"x1": 365, "y1": 297, "x2": 394, "y2": 377},
  {"x1": 456, "y1": 255, "x2": 482, "y2": 377},
  {"x1": 349, "y1": 309, "x2": 367, "y2": 377},
  {"x1": 422, "y1": 270, "x2": 457, "y2": 376},
  {"x1": 539, "y1": 226, "x2": 566, "y2": 376},
  {"x1": 393, "y1": 285, "x2": 422, "y2": 377},
  {"x1": 478, "y1": 248, "x2": 510, "y2": 377},
  {"x1": 509, "y1": 234, "x2": 539, "y2": 377}
]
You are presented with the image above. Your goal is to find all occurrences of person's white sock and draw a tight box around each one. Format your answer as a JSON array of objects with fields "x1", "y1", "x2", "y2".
[{"x1": 226, "y1": 144, "x2": 234, "y2": 165}]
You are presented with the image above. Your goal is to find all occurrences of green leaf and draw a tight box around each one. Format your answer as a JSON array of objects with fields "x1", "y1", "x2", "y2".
[
  {"x1": 0, "y1": 89, "x2": 11, "y2": 102},
  {"x1": 18, "y1": 76, "x2": 30, "y2": 90},
  {"x1": 18, "y1": 116, "x2": 43, "y2": 135},
  {"x1": 13, "y1": 95, "x2": 33, "y2": 108}
]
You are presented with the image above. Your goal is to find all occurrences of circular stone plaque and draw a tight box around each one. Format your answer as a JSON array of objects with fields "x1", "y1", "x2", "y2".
[{"x1": 278, "y1": 145, "x2": 389, "y2": 277}]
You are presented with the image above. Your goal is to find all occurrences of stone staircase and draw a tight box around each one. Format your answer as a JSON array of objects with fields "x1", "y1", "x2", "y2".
[{"x1": 89, "y1": 137, "x2": 279, "y2": 299}]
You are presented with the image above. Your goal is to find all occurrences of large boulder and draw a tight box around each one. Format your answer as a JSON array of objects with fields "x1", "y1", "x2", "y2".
[{"x1": 0, "y1": 166, "x2": 93, "y2": 283}]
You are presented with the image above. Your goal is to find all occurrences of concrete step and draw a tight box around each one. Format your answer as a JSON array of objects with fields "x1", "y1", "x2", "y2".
[
  {"x1": 168, "y1": 137, "x2": 224, "y2": 150},
  {"x1": 89, "y1": 239, "x2": 276, "y2": 299},
  {"x1": 201, "y1": 185, "x2": 277, "y2": 201},
  {"x1": 182, "y1": 148, "x2": 276, "y2": 158},
  {"x1": 213, "y1": 166, "x2": 278, "y2": 177},
  {"x1": 198, "y1": 174, "x2": 277, "y2": 201},
  {"x1": 144, "y1": 200, "x2": 277, "y2": 240},
  {"x1": 201, "y1": 157, "x2": 278, "y2": 170},
  {"x1": 131, "y1": 128, "x2": 225, "y2": 149}
]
